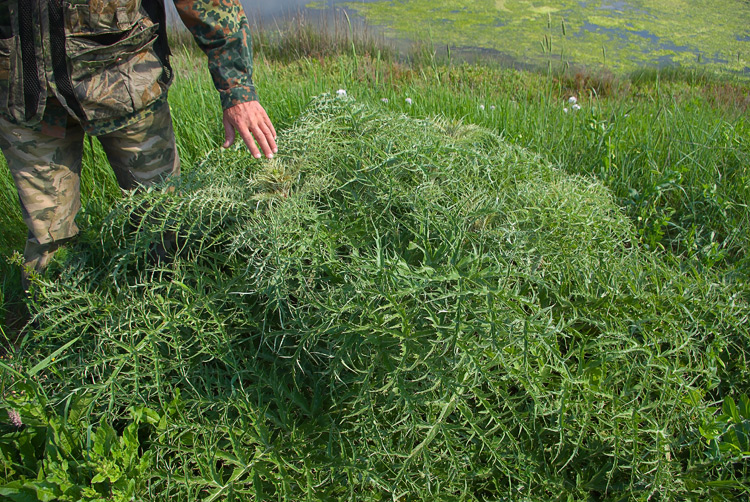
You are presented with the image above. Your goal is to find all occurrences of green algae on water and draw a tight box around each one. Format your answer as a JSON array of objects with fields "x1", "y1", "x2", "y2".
[{"x1": 321, "y1": 0, "x2": 750, "y2": 74}]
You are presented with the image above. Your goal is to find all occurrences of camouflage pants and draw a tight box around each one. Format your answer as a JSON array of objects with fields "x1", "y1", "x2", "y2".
[{"x1": 0, "y1": 101, "x2": 180, "y2": 280}]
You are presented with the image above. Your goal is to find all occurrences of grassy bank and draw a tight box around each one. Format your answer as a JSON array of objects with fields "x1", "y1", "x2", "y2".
[{"x1": 2, "y1": 21, "x2": 750, "y2": 501}]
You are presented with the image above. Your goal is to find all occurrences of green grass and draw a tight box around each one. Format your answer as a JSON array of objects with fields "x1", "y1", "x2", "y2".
[{"x1": 1, "y1": 25, "x2": 750, "y2": 501}]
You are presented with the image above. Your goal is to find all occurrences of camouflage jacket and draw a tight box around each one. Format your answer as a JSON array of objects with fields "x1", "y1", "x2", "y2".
[{"x1": 0, "y1": 0, "x2": 258, "y2": 137}]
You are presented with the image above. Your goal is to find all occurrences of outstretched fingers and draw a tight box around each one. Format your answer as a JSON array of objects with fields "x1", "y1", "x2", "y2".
[{"x1": 222, "y1": 101, "x2": 278, "y2": 159}]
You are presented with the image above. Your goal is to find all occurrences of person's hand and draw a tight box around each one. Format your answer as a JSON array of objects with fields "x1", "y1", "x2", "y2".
[{"x1": 222, "y1": 101, "x2": 278, "y2": 159}]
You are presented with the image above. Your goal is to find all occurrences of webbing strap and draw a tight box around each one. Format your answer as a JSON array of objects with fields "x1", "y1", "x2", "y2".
[
  {"x1": 48, "y1": 0, "x2": 85, "y2": 119},
  {"x1": 18, "y1": 1, "x2": 41, "y2": 120}
]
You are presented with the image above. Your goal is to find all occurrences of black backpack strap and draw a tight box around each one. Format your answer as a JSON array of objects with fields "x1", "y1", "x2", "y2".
[
  {"x1": 47, "y1": 0, "x2": 85, "y2": 119},
  {"x1": 19, "y1": 1, "x2": 41, "y2": 120}
]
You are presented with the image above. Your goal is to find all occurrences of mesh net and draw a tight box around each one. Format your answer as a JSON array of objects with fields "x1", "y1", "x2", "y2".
[{"x1": 18, "y1": 2, "x2": 40, "y2": 120}]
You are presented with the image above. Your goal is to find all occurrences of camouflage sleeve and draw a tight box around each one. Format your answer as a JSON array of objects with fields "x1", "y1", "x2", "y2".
[{"x1": 172, "y1": 0, "x2": 258, "y2": 110}]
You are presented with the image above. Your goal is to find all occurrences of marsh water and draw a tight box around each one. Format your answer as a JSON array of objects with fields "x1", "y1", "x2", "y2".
[{"x1": 170, "y1": 1, "x2": 750, "y2": 75}]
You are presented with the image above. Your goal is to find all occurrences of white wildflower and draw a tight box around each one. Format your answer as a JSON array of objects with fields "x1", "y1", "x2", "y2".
[
  {"x1": 381, "y1": 98, "x2": 389, "y2": 103},
  {"x1": 405, "y1": 97, "x2": 413, "y2": 106},
  {"x1": 490, "y1": 105, "x2": 496, "y2": 111},
  {"x1": 479, "y1": 104, "x2": 485, "y2": 111},
  {"x1": 568, "y1": 96, "x2": 577, "y2": 105},
  {"x1": 572, "y1": 103, "x2": 581, "y2": 111},
  {"x1": 337, "y1": 89, "x2": 347, "y2": 97},
  {"x1": 563, "y1": 107, "x2": 569, "y2": 113}
]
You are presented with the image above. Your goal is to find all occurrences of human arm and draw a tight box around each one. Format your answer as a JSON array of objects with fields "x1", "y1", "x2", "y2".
[{"x1": 172, "y1": 0, "x2": 277, "y2": 158}]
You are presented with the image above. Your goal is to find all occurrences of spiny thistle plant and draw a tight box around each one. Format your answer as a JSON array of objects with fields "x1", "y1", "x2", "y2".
[{"x1": 4, "y1": 95, "x2": 749, "y2": 501}]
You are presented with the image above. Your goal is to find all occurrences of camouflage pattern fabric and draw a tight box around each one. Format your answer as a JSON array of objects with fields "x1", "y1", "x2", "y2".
[
  {"x1": 99, "y1": 99, "x2": 180, "y2": 191},
  {"x1": 173, "y1": 0, "x2": 258, "y2": 110},
  {"x1": 0, "y1": 0, "x2": 258, "y2": 137},
  {"x1": 0, "y1": 97, "x2": 180, "y2": 281}
]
